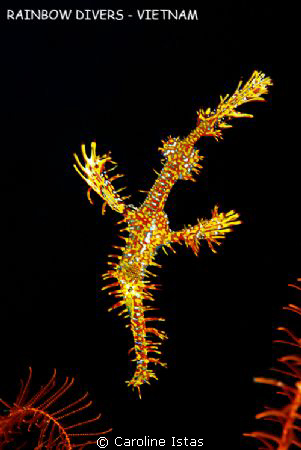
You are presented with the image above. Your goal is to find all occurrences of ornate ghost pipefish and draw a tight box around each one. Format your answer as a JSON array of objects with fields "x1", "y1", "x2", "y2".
[{"x1": 74, "y1": 70, "x2": 272, "y2": 398}]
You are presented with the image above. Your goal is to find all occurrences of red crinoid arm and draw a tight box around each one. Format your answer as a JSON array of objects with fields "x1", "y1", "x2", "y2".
[
  {"x1": 0, "y1": 368, "x2": 112, "y2": 449},
  {"x1": 288, "y1": 279, "x2": 301, "y2": 292},
  {"x1": 245, "y1": 280, "x2": 301, "y2": 450}
]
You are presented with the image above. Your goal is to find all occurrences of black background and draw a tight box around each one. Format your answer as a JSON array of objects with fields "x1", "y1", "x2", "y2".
[{"x1": 0, "y1": 1, "x2": 295, "y2": 449}]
